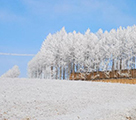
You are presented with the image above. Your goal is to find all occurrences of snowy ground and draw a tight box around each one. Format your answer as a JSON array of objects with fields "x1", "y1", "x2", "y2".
[{"x1": 0, "y1": 78, "x2": 136, "y2": 120}]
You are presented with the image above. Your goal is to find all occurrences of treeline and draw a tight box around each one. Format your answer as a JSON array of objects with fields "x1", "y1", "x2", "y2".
[{"x1": 28, "y1": 26, "x2": 136, "y2": 80}]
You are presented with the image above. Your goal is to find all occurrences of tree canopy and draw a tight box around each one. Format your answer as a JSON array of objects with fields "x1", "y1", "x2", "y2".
[{"x1": 28, "y1": 25, "x2": 136, "y2": 79}]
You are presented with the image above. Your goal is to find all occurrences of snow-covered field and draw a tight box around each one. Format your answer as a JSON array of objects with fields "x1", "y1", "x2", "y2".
[{"x1": 0, "y1": 78, "x2": 136, "y2": 120}]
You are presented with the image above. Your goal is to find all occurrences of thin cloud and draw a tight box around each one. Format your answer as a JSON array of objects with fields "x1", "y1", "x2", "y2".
[
  {"x1": 22, "y1": 0, "x2": 76, "y2": 15},
  {"x1": 0, "y1": 52, "x2": 35, "y2": 56},
  {"x1": 21, "y1": 0, "x2": 136, "y2": 26},
  {"x1": 22, "y1": 0, "x2": 52, "y2": 14},
  {"x1": 79, "y1": 0, "x2": 136, "y2": 26},
  {"x1": 0, "y1": 10, "x2": 25, "y2": 22}
]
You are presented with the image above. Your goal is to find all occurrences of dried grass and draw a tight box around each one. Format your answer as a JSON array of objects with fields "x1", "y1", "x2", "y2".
[{"x1": 94, "y1": 78, "x2": 136, "y2": 84}]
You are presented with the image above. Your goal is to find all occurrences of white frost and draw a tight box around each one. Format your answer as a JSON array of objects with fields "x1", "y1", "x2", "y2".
[
  {"x1": 0, "y1": 78, "x2": 136, "y2": 120},
  {"x1": 0, "y1": 65, "x2": 20, "y2": 78}
]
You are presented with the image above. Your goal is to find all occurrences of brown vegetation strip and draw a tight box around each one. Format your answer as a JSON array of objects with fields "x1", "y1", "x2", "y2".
[{"x1": 93, "y1": 78, "x2": 136, "y2": 84}]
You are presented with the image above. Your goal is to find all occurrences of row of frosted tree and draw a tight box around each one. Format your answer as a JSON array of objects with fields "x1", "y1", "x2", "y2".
[{"x1": 28, "y1": 25, "x2": 136, "y2": 80}]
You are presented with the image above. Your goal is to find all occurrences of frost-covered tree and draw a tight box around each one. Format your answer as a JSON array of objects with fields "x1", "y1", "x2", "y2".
[
  {"x1": 28, "y1": 25, "x2": 136, "y2": 80},
  {"x1": 0, "y1": 65, "x2": 20, "y2": 78}
]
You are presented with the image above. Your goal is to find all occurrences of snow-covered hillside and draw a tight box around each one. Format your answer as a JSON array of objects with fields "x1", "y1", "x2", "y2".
[{"x1": 0, "y1": 78, "x2": 136, "y2": 120}]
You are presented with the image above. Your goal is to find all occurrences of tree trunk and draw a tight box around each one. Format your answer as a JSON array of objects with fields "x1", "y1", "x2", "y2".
[
  {"x1": 63, "y1": 66, "x2": 65, "y2": 80},
  {"x1": 51, "y1": 66, "x2": 53, "y2": 79},
  {"x1": 68, "y1": 63, "x2": 71, "y2": 80},
  {"x1": 76, "y1": 64, "x2": 78, "y2": 72},
  {"x1": 55, "y1": 66, "x2": 58, "y2": 79},
  {"x1": 60, "y1": 66, "x2": 62, "y2": 80},
  {"x1": 44, "y1": 65, "x2": 46, "y2": 79},
  {"x1": 132, "y1": 56, "x2": 135, "y2": 69},
  {"x1": 120, "y1": 59, "x2": 122, "y2": 70},
  {"x1": 72, "y1": 63, "x2": 75, "y2": 80},
  {"x1": 112, "y1": 59, "x2": 114, "y2": 78}
]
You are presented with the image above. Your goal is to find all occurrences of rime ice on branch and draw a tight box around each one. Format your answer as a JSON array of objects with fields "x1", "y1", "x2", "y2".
[{"x1": 28, "y1": 26, "x2": 136, "y2": 80}]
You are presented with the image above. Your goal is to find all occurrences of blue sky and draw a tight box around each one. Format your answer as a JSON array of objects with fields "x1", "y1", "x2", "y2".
[{"x1": 0, "y1": 0, "x2": 136, "y2": 77}]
